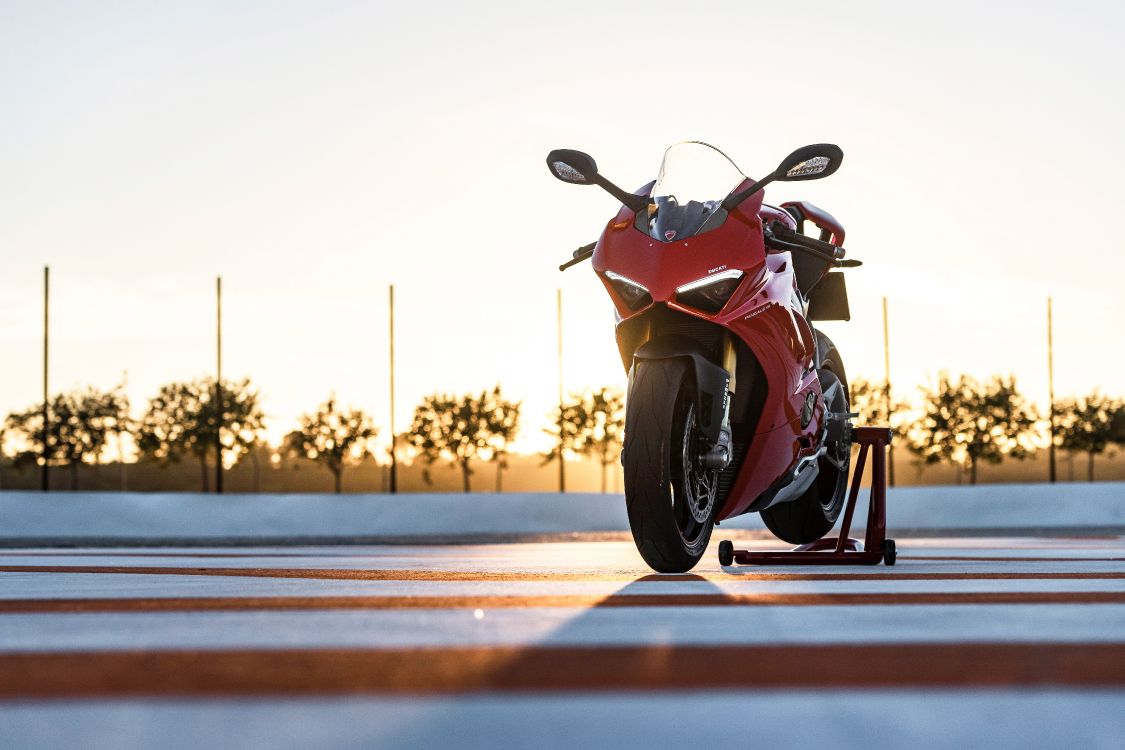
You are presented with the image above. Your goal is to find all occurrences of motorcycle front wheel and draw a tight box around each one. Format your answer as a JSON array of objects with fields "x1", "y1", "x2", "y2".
[{"x1": 623, "y1": 359, "x2": 718, "y2": 573}]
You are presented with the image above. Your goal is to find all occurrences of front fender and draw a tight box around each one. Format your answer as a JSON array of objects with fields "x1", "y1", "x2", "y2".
[{"x1": 631, "y1": 336, "x2": 729, "y2": 444}]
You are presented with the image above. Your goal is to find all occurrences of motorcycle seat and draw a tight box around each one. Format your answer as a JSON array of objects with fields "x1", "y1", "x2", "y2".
[
  {"x1": 762, "y1": 202, "x2": 841, "y2": 296},
  {"x1": 780, "y1": 200, "x2": 845, "y2": 246}
]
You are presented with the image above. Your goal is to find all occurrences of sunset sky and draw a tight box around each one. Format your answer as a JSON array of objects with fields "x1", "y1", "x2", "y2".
[{"x1": 2, "y1": 1, "x2": 1124, "y2": 454}]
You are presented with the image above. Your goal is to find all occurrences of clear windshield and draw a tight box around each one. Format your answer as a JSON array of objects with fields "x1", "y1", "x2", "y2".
[{"x1": 648, "y1": 141, "x2": 747, "y2": 242}]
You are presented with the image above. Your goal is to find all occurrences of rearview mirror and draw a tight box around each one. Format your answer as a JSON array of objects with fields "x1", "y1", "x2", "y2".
[
  {"x1": 775, "y1": 144, "x2": 843, "y2": 182},
  {"x1": 723, "y1": 143, "x2": 845, "y2": 212},
  {"x1": 546, "y1": 149, "x2": 599, "y2": 185},
  {"x1": 545, "y1": 148, "x2": 648, "y2": 213}
]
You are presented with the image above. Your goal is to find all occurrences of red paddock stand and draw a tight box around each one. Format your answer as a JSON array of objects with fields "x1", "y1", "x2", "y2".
[{"x1": 718, "y1": 426, "x2": 897, "y2": 567}]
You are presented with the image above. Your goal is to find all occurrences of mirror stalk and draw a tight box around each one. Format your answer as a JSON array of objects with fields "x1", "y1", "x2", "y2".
[
  {"x1": 723, "y1": 143, "x2": 843, "y2": 212},
  {"x1": 595, "y1": 175, "x2": 649, "y2": 214},
  {"x1": 721, "y1": 174, "x2": 777, "y2": 212}
]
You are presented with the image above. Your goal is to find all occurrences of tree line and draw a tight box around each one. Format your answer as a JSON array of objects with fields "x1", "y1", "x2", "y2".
[
  {"x1": 0, "y1": 379, "x2": 624, "y2": 493},
  {"x1": 851, "y1": 374, "x2": 1125, "y2": 483},
  {"x1": 2, "y1": 374, "x2": 1123, "y2": 492}
]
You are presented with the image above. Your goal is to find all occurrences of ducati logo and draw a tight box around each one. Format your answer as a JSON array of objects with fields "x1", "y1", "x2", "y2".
[{"x1": 664, "y1": 230, "x2": 677, "y2": 240}]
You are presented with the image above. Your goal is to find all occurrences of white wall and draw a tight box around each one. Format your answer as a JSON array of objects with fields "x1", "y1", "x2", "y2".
[{"x1": 1, "y1": 483, "x2": 1122, "y2": 543}]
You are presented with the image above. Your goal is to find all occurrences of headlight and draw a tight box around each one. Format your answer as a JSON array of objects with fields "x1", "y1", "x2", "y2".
[
  {"x1": 604, "y1": 270, "x2": 652, "y2": 311},
  {"x1": 675, "y1": 270, "x2": 744, "y2": 313}
]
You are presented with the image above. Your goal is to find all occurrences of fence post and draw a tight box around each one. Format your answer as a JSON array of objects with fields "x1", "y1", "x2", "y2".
[
  {"x1": 1047, "y1": 296, "x2": 1056, "y2": 483},
  {"x1": 215, "y1": 276, "x2": 224, "y2": 494},
  {"x1": 389, "y1": 284, "x2": 398, "y2": 494},
  {"x1": 41, "y1": 266, "x2": 50, "y2": 491}
]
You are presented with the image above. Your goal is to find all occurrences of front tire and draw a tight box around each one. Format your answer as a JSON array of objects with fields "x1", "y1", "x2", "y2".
[{"x1": 624, "y1": 359, "x2": 718, "y2": 573}]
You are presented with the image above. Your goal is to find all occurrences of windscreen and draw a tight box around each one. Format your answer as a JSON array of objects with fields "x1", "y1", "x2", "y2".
[{"x1": 648, "y1": 141, "x2": 747, "y2": 242}]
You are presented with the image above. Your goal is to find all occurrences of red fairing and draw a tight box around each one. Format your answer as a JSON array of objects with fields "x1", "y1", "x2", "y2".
[{"x1": 592, "y1": 179, "x2": 825, "y2": 521}]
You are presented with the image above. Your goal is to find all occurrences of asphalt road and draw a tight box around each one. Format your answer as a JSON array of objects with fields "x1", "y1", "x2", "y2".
[{"x1": 1, "y1": 536, "x2": 1123, "y2": 749}]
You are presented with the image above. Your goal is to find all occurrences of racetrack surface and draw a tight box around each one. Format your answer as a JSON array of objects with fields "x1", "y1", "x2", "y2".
[{"x1": 1, "y1": 536, "x2": 1123, "y2": 749}]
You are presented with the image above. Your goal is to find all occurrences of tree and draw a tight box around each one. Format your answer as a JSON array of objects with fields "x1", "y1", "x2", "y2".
[
  {"x1": 283, "y1": 397, "x2": 378, "y2": 493},
  {"x1": 0, "y1": 424, "x2": 8, "y2": 490},
  {"x1": 1113, "y1": 405, "x2": 1125, "y2": 445},
  {"x1": 137, "y1": 378, "x2": 265, "y2": 491},
  {"x1": 546, "y1": 387, "x2": 625, "y2": 493},
  {"x1": 848, "y1": 377, "x2": 909, "y2": 432},
  {"x1": 906, "y1": 373, "x2": 1039, "y2": 484},
  {"x1": 483, "y1": 390, "x2": 521, "y2": 492},
  {"x1": 5, "y1": 386, "x2": 132, "y2": 490},
  {"x1": 406, "y1": 386, "x2": 521, "y2": 492},
  {"x1": 1055, "y1": 392, "x2": 1124, "y2": 482}
]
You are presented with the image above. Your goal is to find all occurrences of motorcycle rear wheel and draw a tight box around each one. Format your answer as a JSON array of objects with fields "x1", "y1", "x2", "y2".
[
  {"x1": 759, "y1": 348, "x2": 850, "y2": 544},
  {"x1": 624, "y1": 359, "x2": 717, "y2": 573}
]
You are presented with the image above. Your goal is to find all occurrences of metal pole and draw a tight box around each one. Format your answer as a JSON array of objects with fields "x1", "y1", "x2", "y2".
[
  {"x1": 557, "y1": 288, "x2": 566, "y2": 493},
  {"x1": 882, "y1": 296, "x2": 895, "y2": 487},
  {"x1": 1047, "y1": 296, "x2": 1056, "y2": 483},
  {"x1": 215, "y1": 276, "x2": 223, "y2": 494},
  {"x1": 120, "y1": 370, "x2": 128, "y2": 491},
  {"x1": 388, "y1": 284, "x2": 397, "y2": 494},
  {"x1": 41, "y1": 266, "x2": 49, "y2": 492}
]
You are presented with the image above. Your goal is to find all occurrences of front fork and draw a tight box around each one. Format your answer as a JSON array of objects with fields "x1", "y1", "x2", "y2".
[{"x1": 702, "y1": 333, "x2": 737, "y2": 470}]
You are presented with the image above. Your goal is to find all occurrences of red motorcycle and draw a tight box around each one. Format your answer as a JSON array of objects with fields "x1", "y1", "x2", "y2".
[{"x1": 549, "y1": 141, "x2": 861, "y2": 573}]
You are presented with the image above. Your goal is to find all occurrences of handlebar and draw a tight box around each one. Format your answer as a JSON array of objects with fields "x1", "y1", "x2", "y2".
[
  {"x1": 767, "y1": 224, "x2": 860, "y2": 267},
  {"x1": 559, "y1": 242, "x2": 596, "y2": 271}
]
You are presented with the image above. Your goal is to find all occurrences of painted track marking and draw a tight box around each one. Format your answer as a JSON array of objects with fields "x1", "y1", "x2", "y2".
[
  {"x1": 1, "y1": 590, "x2": 1124, "y2": 613},
  {"x1": 2, "y1": 643, "x2": 1123, "y2": 698}
]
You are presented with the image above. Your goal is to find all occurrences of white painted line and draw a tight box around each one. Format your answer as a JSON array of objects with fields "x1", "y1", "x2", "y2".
[
  {"x1": 2, "y1": 604, "x2": 1124, "y2": 652},
  {"x1": 1, "y1": 691, "x2": 1122, "y2": 750},
  {"x1": 2, "y1": 572, "x2": 1124, "y2": 600}
]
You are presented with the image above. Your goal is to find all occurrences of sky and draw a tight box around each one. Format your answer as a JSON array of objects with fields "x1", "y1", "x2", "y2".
[{"x1": 2, "y1": 0, "x2": 1124, "y2": 454}]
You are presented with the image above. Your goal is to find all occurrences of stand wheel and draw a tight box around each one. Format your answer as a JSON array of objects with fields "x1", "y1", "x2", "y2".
[
  {"x1": 882, "y1": 539, "x2": 897, "y2": 566},
  {"x1": 718, "y1": 540, "x2": 734, "y2": 567}
]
